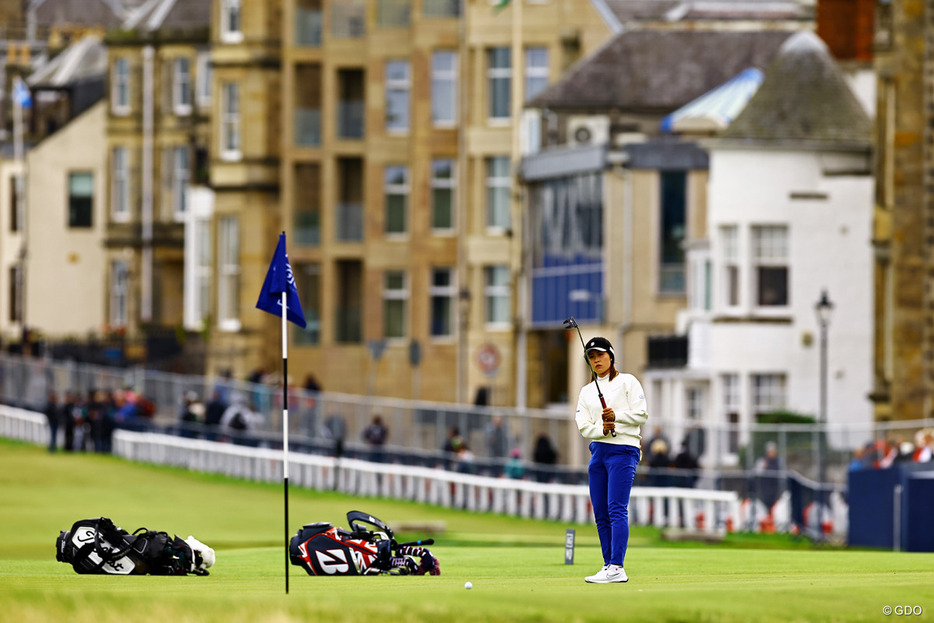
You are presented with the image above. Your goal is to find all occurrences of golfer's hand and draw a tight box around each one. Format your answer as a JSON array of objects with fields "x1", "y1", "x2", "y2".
[
  {"x1": 601, "y1": 408, "x2": 615, "y2": 423},
  {"x1": 603, "y1": 421, "x2": 616, "y2": 436}
]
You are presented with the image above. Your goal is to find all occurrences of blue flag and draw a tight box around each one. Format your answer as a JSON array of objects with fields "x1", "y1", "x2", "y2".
[
  {"x1": 13, "y1": 77, "x2": 31, "y2": 110},
  {"x1": 256, "y1": 233, "x2": 306, "y2": 328}
]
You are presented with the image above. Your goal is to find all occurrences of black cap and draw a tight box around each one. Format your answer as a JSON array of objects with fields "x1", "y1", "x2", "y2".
[{"x1": 585, "y1": 337, "x2": 615, "y2": 361}]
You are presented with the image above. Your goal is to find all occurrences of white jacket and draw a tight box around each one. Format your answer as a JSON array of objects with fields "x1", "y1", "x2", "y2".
[{"x1": 575, "y1": 371, "x2": 648, "y2": 450}]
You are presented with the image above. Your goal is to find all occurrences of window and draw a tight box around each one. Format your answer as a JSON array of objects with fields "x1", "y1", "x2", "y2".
[
  {"x1": 752, "y1": 373, "x2": 785, "y2": 418},
  {"x1": 173, "y1": 57, "x2": 192, "y2": 115},
  {"x1": 112, "y1": 58, "x2": 130, "y2": 114},
  {"x1": 220, "y1": 0, "x2": 243, "y2": 42},
  {"x1": 68, "y1": 172, "x2": 93, "y2": 228},
  {"x1": 196, "y1": 52, "x2": 212, "y2": 107},
  {"x1": 172, "y1": 147, "x2": 190, "y2": 217},
  {"x1": 430, "y1": 267, "x2": 456, "y2": 337},
  {"x1": 484, "y1": 265, "x2": 511, "y2": 327},
  {"x1": 487, "y1": 47, "x2": 511, "y2": 121},
  {"x1": 431, "y1": 51, "x2": 457, "y2": 126},
  {"x1": 383, "y1": 270, "x2": 408, "y2": 339},
  {"x1": 721, "y1": 225, "x2": 739, "y2": 307},
  {"x1": 110, "y1": 261, "x2": 128, "y2": 328},
  {"x1": 525, "y1": 47, "x2": 548, "y2": 102},
  {"x1": 111, "y1": 147, "x2": 129, "y2": 221},
  {"x1": 9, "y1": 265, "x2": 21, "y2": 323},
  {"x1": 295, "y1": 263, "x2": 320, "y2": 345},
  {"x1": 9, "y1": 176, "x2": 18, "y2": 232},
  {"x1": 722, "y1": 373, "x2": 740, "y2": 452},
  {"x1": 752, "y1": 225, "x2": 788, "y2": 307},
  {"x1": 486, "y1": 156, "x2": 511, "y2": 231},
  {"x1": 686, "y1": 387, "x2": 704, "y2": 420},
  {"x1": 220, "y1": 82, "x2": 241, "y2": 160},
  {"x1": 431, "y1": 159, "x2": 455, "y2": 232},
  {"x1": 660, "y1": 171, "x2": 686, "y2": 293},
  {"x1": 385, "y1": 60, "x2": 410, "y2": 132},
  {"x1": 218, "y1": 216, "x2": 240, "y2": 330},
  {"x1": 384, "y1": 165, "x2": 409, "y2": 235}
]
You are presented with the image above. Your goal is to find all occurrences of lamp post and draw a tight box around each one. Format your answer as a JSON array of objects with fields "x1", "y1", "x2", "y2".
[{"x1": 814, "y1": 289, "x2": 834, "y2": 540}]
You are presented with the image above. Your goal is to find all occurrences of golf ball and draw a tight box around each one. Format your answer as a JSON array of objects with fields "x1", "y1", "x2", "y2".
[{"x1": 464, "y1": 581, "x2": 473, "y2": 590}]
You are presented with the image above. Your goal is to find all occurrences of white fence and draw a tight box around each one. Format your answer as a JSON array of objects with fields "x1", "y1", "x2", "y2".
[{"x1": 1, "y1": 406, "x2": 739, "y2": 535}]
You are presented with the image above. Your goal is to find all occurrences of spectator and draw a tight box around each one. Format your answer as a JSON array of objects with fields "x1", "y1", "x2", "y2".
[
  {"x1": 442, "y1": 427, "x2": 463, "y2": 470},
  {"x1": 362, "y1": 415, "x2": 388, "y2": 463},
  {"x1": 454, "y1": 438, "x2": 476, "y2": 474},
  {"x1": 44, "y1": 390, "x2": 61, "y2": 452},
  {"x1": 212, "y1": 369, "x2": 233, "y2": 405},
  {"x1": 916, "y1": 429, "x2": 933, "y2": 462},
  {"x1": 533, "y1": 434, "x2": 558, "y2": 482},
  {"x1": 673, "y1": 440, "x2": 700, "y2": 489},
  {"x1": 647, "y1": 438, "x2": 671, "y2": 487},
  {"x1": 62, "y1": 391, "x2": 77, "y2": 452},
  {"x1": 485, "y1": 415, "x2": 511, "y2": 474},
  {"x1": 504, "y1": 447, "x2": 525, "y2": 479},
  {"x1": 848, "y1": 446, "x2": 864, "y2": 471},
  {"x1": 324, "y1": 413, "x2": 347, "y2": 458},
  {"x1": 754, "y1": 441, "x2": 781, "y2": 508},
  {"x1": 204, "y1": 390, "x2": 228, "y2": 441},
  {"x1": 302, "y1": 374, "x2": 322, "y2": 438},
  {"x1": 220, "y1": 392, "x2": 257, "y2": 443},
  {"x1": 179, "y1": 391, "x2": 204, "y2": 439}
]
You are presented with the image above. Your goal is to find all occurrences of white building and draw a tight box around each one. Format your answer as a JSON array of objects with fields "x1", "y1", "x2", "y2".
[{"x1": 644, "y1": 32, "x2": 875, "y2": 466}]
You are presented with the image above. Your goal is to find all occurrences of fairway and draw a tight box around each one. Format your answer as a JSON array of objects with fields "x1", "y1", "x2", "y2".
[{"x1": 2, "y1": 440, "x2": 932, "y2": 623}]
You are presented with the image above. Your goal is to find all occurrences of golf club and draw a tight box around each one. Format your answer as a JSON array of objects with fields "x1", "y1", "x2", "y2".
[{"x1": 563, "y1": 317, "x2": 616, "y2": 437}]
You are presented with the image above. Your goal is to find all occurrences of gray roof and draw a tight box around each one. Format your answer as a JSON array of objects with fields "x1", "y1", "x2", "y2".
[
  {"x1": 531, "y1": 29, "x2": 794, "y2": 112},
  {"x1": 122, "y1": 0, "x2": 210, "y2": 33},
  {"x1": 28, "y1": 34, "x2": 107, "y2": 87},
  {"x1": 719, "y1": 31, "x2": 871, "y2": 147},
  {"x1": 600, "y1": 0, "x2": 811, "y2": 23},
  {"x1": 30, "y1": 0, "x2": 127, "y2": 28}
]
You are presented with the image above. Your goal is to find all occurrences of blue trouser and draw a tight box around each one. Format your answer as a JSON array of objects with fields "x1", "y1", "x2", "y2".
[{"x1": 588, "y1": 442, "x2": 640, "y2": 567}]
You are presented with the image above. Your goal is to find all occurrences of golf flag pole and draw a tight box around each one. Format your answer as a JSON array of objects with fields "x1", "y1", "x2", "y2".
[{"x1": 256, "y1": 232, "x2": 306, "y2": 594}]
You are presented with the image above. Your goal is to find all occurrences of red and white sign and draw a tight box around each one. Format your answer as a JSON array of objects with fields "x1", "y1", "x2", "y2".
[{"x1": 475, "y1": 343, "x2": 502, "y2": 376}]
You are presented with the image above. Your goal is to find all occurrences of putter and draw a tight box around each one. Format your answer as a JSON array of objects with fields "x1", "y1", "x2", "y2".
[{"x1": 563, "y1": 317, "x2": 616, "y2": 437}]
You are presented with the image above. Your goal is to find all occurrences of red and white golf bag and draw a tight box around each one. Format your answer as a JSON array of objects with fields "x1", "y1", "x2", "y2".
[{"x1": 289, "y1": 510, "x2": 440, "y2": 576}]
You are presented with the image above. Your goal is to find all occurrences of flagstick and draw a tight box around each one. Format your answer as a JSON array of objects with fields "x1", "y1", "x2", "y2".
[{"x1": 281, "y1": 291, "x2": 289, "y2": 595}]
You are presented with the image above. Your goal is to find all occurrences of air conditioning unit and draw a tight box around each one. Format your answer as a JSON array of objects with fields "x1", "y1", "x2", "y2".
[{"x1": 567, "y1": 116, "x2": 609, "y2": 147}]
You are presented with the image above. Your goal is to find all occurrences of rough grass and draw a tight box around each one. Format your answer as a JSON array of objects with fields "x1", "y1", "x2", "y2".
[{"x1": 1, "y1": 439, "x2": 933, "y2": 623}]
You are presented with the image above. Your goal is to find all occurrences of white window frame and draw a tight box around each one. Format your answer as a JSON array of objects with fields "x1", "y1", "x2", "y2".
[
  {"x1": 484, "y1": 265, "x2": 511, "y2": 329},
  {"x1": 384, "y1": 165, "x2": 409, "y2": 236},
  {"x1": 173, "y1": 57, "x2": 192, "y2": 116},
  {"x1": 752, "y1": 225, "x2": 789, "y2": 312},
  {"x1": 111, "y1": 146, "x2": 130, "y2": 222},
  {"x1": 110, "y1": 260, "x2": 128, "y2": 328},
  {"x1": 722, "y1": 373, "x2": 741, "y2": 454},
  {"x1": 196, "y1": 51, "x2": 212, "y2": 108},
  {"x1": 751, "y1": 373, "x2": 786, "y2": 417},
  {"x1": 220, "y1": 82, "x2": 242, "y2": 161},
  {"x1": 431, "y1": 50, "x2": 457, "y2": 127},
  {"x1": 486, "y1": 156, "x2": 511, "y2": 232},
  {"x1": 218, "y1": 216, "x2": 241, "y2": 331},
  {"x1": 429, "y1": 267, "x2": 456, "y2": 339},
  {"x1": 385, "y1": 60, "x2": 410, "y2": 133},
  {"x1": 721, "y1": 225, "x2": 740, "y2": 311},
  {"x1": 112, "y1": 57, "x2": 130, "y2": 115},
  {"x1": 173, "y1": 146, "x2": 190, "y2": 219},
  {"x1": 220, "y1": 0, "x2": 244, "y2": 43},
  {"x1": 383, "y1": 270, "x2": 409, "y2": 340},
  {"x1": 524, "y1": 46, "x2": 549, "y2": 102},
  {"x1": 431, "y1": 158, "x2": 456, "y2": 235},
  {"x1": 487, "y1": 47, "x2": 511, "y2": 123}
]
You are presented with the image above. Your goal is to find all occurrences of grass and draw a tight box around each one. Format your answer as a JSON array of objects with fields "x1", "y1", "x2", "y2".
[{"x1": 1, "y1": 438, "x2": 933, "y2": 623}]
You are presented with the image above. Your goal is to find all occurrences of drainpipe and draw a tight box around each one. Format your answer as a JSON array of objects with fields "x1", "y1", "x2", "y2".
[{"x1": 141, "y1": 45, "x2": 154, "y2": 323}]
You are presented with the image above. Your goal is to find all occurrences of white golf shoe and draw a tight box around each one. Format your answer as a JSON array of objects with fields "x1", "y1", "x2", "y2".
[{"x1": 585, "y1": 564, "x2": 628, "y2": 583}]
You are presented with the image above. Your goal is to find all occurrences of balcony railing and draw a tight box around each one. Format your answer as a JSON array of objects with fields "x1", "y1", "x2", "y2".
[
  {"x1": 337, "y1": 100, "x2": 364, "y2": 140},
  {"x1": 336, "y1": 202, "x2": 363, "y2": 242},
  {"x1": 295, "y1": 8, "x2": 322, "y2": 46},
  {"x1": 294, "y1": 211, "x2": 320, "y2": 246},
  {"x1": 295, "y1": 108, "x2": 321, "y2": 146},
  {"x1": 647, "y1": 335, "x2": 688, "y2": 368},
  {"x1": 423, "y1": 0, "x2": 460, "y2": 17}
]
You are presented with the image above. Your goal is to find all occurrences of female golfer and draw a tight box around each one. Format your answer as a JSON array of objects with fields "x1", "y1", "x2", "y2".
[{"x1": 574, "y1": 336, "x2": 647, "y2": 583}]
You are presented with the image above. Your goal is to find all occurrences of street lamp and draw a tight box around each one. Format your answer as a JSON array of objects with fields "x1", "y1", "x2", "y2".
[{"x1": 814, "y1": 289, "x2": 834, "y2": 540}]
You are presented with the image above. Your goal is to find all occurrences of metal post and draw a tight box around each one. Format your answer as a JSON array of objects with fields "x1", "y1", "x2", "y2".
[{"x1": 814, "y1": 289, "x2": 833, "y2": 542}]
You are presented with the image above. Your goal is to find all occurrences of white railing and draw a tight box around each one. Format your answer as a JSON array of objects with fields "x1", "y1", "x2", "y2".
[{"x1": 1, "y1": 405, "x2": 738, "y2": 535}]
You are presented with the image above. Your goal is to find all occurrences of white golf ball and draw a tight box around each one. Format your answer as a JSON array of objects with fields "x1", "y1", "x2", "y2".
[{"x1": 464, "y1": 581, "x2": 473, "y2": 590}]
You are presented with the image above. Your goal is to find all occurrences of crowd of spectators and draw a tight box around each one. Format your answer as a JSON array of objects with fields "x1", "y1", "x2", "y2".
[
  {"x1": 849, "y1": 429, "x2": 934, "y2": 470},
  {"x1": 43, "y1": 387, "x2": 156, "y2": 453}
]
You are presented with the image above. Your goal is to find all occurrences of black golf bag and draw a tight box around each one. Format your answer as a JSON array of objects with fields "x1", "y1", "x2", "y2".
[
  {"x1": 56, "y1": 517, "x2": 214, "y2": 576},
  {"x1": 289, "y1": 510, "x2": 440, "y2": 576}
]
